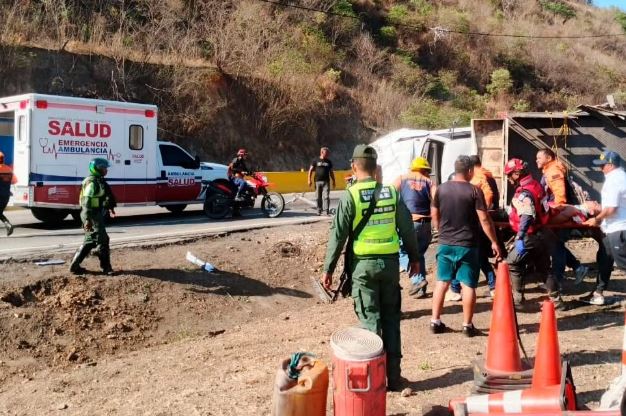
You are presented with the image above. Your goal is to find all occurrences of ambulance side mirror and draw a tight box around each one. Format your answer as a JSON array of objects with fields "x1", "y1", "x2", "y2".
[{"x1": 193, "y1": 155, "x2": 201, "y2": 169}]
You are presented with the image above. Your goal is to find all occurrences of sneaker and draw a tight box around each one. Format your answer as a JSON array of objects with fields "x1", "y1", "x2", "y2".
[
  {"x1": 462, "y1": 324, "x2": 480, "y2": 338},
  {"x1": 102, "y1": 268, "x2": 115, "y2": 276},
  {"x1": 589, "y1": 291, "x2": 605, "y2": 305},
  {"x1": 317, "y1": 211, "x2": 322, "y2": 216},
  {"x1": 408, "y1": 279, "x2": 428, "y2": 296},
  {"x1": 550, "y1": 294, "x2": 565, "y2": 310},
  {"x1": 489, "y1": 289, "x2": 496, "y2": 299},
  {"x1": 430, "y1": 321, "x2": 447, "y2": 334},
  {"x1": 513, "y1": 291, "x2": 523, "y2": 305},
  {"x1": 6, "y1": 224, "x2": 14, "y2": 237},
  {"x1": 445, "y1": 290, "x2": 462, "y2": 302},
  {"x1": 574, "y1": 265, "x2": 589, "y2": 285}
]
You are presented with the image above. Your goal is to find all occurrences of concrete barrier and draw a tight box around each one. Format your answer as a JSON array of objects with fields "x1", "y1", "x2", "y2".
[{"x1": 265, "y1": 170, "x2": 352, "y2": 194}]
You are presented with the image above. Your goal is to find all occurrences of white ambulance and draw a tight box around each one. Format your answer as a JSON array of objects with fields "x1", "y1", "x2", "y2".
[{"x1": 0, "y1": 93, "x2": 227, "y2": 223}]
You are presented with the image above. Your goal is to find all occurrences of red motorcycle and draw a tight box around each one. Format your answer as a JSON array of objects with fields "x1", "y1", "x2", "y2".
[{"x1": 203, "y1": 172, "x2": 285, "y2": 219}]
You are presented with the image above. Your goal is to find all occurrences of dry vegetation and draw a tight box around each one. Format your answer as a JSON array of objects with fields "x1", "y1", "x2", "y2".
[{"x1": 0, "y1": 0, "x2": 624, "y2": 168}]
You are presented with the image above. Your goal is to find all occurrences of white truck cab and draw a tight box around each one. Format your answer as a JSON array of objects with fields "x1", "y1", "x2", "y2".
[{"x1": 371, "y1": 127, "x2": 475, "y2": 185}]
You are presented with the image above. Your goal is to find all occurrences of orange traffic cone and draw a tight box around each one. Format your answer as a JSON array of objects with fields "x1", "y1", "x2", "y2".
[
  {"x1": 532, "y1": 300, "x2": 562, "y2": 389},
  {"x1": 485, "y1": 262, "x2": 523, "y2": 374}
]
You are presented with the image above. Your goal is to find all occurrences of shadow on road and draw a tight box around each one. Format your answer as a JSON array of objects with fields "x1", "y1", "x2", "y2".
[{"x1": 124, "y1": 268, "x2": 313, "y2": 299}]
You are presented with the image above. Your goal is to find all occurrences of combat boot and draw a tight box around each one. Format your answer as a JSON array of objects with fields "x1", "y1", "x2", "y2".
[
  {"x1": 98, "y1": 245, "x2": 115, "y2": 276},
  {"x1": 2, "y1": 220, "x2": 13, "y2": 237},
  {"x1": 69, "y1": 244, "x2": 94, "y2": 274}
]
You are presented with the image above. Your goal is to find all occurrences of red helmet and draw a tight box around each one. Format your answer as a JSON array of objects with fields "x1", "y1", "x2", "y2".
[
  {"x1": 237, "y1": 148, "x2": 247, "y2": 156},
  {"x1": 504, "y1": 158, "x2": 527, "y2": 175}
]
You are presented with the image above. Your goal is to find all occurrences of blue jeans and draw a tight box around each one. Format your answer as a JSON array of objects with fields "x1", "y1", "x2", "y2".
[
  {"x1": 232, "y1": 177, "x2": 247, "y2": 194},
  {"x1": 451, "y1": 234, "x2": 495, "y2": 293},
  {"x1": 399, "y1": 221, "x2": 432, "y2": 285}
]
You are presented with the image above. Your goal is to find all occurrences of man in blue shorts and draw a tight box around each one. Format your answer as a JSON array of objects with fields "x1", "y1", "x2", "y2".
[{"x1": 430, "y1": 156, "x2": 502, "y2": 337}]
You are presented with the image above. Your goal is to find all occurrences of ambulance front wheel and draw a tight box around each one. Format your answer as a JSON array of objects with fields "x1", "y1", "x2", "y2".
[{"x1": 30, "y1": 207, "x2": 70, "y2": 224}]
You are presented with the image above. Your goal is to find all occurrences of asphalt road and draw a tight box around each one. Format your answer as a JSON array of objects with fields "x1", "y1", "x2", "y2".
[{"x1": 0, "y1": 192, "x2": 341, "y2": 260}]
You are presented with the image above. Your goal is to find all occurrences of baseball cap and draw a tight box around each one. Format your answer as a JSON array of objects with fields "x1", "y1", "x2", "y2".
[
  {"x1": 351, "y1": 144, "x2": 378, "y2": 160},
  {"x1": 593, "y1": 150, "x2": 621, "y2": 166}
]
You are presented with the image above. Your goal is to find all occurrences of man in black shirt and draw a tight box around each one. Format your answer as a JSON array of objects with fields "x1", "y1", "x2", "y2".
[
  {"x1": 228, "y1": 148, "x2": 250, "y2": 201},
  {"x1": 308, "y1": 147, "x2": 336, "y2": 215},
  {"x1": 430, "y1": 156, "x2": 502, "y2": 337}
]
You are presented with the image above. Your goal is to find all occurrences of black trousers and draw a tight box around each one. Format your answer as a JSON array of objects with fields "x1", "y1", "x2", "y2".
[
  {"x1": 596, "y1": 229, "x2": 626, "y2": 293},
  {"x1": 507, "y1": 229, "x2": 557, "y2": 296}
]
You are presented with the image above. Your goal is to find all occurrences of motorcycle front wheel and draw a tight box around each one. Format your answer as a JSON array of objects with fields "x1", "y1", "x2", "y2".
[
  {"x1": 204, "y1": 194, "x2": 231, "y2": 219},
  {"x1": 261, "y1": 192, "x2": 285, "y2": 218}
]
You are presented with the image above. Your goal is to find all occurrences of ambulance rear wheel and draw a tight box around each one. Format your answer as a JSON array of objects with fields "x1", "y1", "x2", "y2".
[
  {"x1": 30, "y1": 208, "x2": 70, "y2": 224},
  {"x1": 164, "y1": 204, "x2": 187, "y2": 214}
]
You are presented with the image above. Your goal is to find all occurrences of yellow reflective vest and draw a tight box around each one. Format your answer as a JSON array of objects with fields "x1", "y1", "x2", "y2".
[
  {"x1": 80, "y1": 176, "x2": 106, "y2": 209},
  {"x1": 348, "y1": 181, "x2": 400, "y2": 256}
]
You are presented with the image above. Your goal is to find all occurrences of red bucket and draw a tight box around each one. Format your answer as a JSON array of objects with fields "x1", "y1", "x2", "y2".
[{"x1": 331, "y1": 327, "x2": 386, "y2": 416}]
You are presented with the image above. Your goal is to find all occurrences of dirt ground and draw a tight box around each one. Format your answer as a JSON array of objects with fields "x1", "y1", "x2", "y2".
[{"x1": 0, "y1": 221, "x2": 625, "y2": 415}]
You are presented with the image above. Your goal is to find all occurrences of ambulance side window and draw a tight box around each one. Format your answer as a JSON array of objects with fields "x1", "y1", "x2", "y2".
[
  {"x1": 129, "y1": 125, "x2": 143, "y2": 150},
  {"x1": 17, "y1": 115, "x2": 26, "y2": 142},
  {"x1": 159, "y1": 144, "x2": 196, "y2": 168}
]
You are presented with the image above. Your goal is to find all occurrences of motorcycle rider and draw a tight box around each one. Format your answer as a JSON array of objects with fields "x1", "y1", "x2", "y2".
[
  {"x1": 228, "y1": 149, "x2": 250, "y2": 202},
  {"x1": 69, "y1": 158, "x2": 116, "y2": 275}
]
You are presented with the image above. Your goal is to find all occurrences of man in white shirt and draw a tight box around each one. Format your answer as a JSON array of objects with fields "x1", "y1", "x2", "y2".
[{"x1": 584, "y1": 150, "x2": 626, "y2": 305}]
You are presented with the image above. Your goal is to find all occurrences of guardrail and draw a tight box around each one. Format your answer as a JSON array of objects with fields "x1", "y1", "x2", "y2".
[{"x1": 265, "y1": 170, "x2": 352, "y2": 194}]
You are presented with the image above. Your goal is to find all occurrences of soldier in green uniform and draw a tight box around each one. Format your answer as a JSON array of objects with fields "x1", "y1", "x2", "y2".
[
  {"x1": 69, "y1": 158, "x2": 116, "y2": 275},
  {"x1": 321, "y1": 144, "x2": 420, "y2": 391}
]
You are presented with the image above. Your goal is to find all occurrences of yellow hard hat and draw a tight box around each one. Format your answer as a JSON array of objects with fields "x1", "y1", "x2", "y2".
[{"x1": 410, "y1": 157, "x2": 431, "y2": 171}]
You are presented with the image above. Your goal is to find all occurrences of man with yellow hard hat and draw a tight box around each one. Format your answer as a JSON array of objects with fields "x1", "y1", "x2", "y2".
[{"x1": 393, "y1": 156, "x2": 437, "y2": 297}]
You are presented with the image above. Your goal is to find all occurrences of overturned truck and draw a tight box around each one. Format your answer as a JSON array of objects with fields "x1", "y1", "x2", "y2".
[{"x1": 472, "y1": 106, "x2": 626, "y2": 206}]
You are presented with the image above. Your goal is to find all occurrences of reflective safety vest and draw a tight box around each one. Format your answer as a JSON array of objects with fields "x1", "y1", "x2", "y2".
[
  {"x1": 348, "y1": 181, "x2": 400, "y2": 256},
  {"x1": 80, "y1": 176, "x2": 106, "y2": 209}
]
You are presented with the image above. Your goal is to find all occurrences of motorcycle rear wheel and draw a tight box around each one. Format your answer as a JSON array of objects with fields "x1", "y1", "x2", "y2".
[
  {"x1": 204, "y1": 194, "x2": 231, "y2": 219},
  {"x1": 261, "y1": 192, "x2": 285, "y2": 218}
]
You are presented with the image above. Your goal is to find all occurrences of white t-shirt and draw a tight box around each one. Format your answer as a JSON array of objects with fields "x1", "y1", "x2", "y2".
[{"x1": 601, "y1": 167, "x2": 626, "y2": 234}]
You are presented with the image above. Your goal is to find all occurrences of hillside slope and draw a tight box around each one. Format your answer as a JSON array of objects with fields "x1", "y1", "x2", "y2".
[{"x1": 0, "y1": 0, "x2": 624, "y2": 169}]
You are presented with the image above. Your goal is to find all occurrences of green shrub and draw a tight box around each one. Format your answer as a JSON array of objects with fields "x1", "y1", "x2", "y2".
[
  {"x1": 388, "y1": 5, "x2": 409, "y2": 25},
  {"x1": 487, "y1": 68, "x2": 513, "y2": 95},
  {"x1": 379, "y1": 26, "x2": 398, "y2": 45},
  {"x1": 410, "y1": 0, "x2": 433, "y2": 15},
  {"x1": 400, "y1": 99, "x2": 476, "y2": 129},
  {"x1": 332, "y1": 0, "x2": 357, "y2": 17},
  {"x1": 513, "y1": 99, "x2": 531, "y2": 112},
  {"x1": 540, "y1": 1, "x2": 576, "y2": 21}
]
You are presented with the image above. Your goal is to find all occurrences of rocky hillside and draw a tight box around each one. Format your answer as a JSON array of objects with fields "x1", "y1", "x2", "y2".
[{"x1": 0, "y1": 0, "x2": 624, "y2": 169}]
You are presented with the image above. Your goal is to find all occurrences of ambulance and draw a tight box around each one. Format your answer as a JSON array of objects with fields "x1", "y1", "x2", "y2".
[{"x1": 0, "y1": 93, "x2": 227, "y2": 223}]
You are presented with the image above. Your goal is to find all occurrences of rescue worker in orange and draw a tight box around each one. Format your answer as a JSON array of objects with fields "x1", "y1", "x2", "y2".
[
  {"x1": 536, "y1": 148, "x2": 588, "y2": 292},
  {"x1": 0, "y1": 151, "x2": 16, "y2": 236}
]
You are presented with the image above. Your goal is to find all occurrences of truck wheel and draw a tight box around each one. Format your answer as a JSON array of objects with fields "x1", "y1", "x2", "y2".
[
  {"x1": 30, "y1": 207, "x2": 70, "y2": 224},
  {"x1": 261, "y1": 192, "x2": 285, "y2": 218},
  {"x1": 204, "y1": 194, "x2": 230, "y2": 219},
  {"x1": 165, "y1": 204, "x2": 187, "y2": 214}
]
